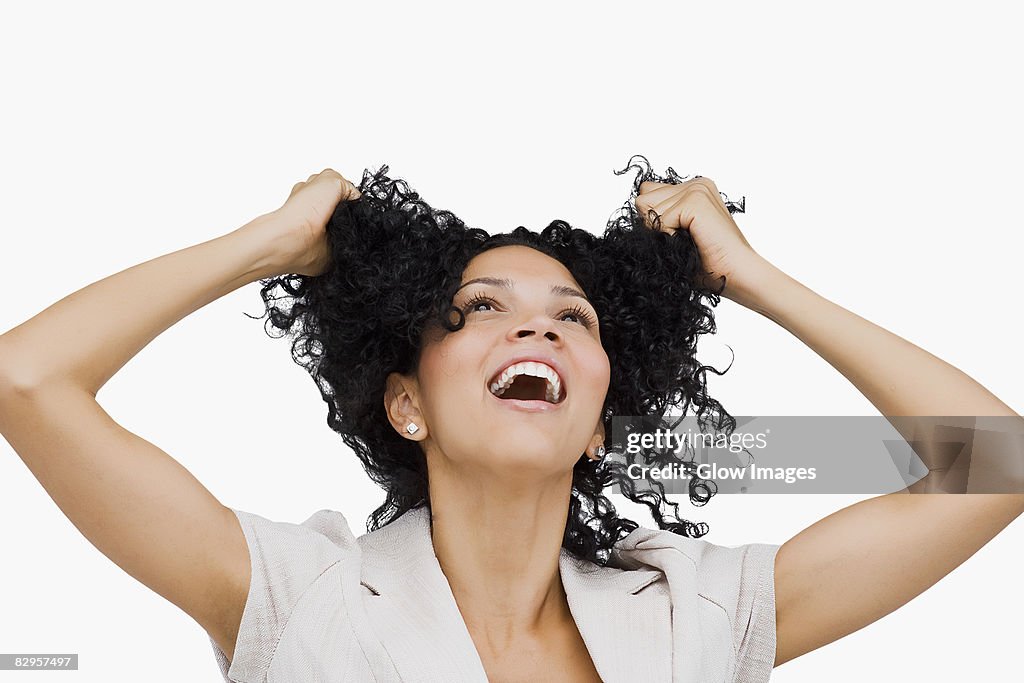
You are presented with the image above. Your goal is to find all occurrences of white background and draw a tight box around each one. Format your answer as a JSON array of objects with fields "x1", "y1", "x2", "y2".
[{"x1": 1, "y1": 1, "x2": 1021, "y2": 681}]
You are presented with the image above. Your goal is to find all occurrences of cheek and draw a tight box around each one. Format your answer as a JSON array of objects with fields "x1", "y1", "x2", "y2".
[
  {"x1": 419, "y1": 334, "x2": 489, "y2": 398},
  {"x1": 580, "y1": 346, "x2": 611, "y2": 393}
]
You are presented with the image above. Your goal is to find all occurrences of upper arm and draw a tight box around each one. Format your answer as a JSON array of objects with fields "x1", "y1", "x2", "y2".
[
  {"x1": 0, "y1": 379, "x2": 250, "y2": 661},
  {"x1": 773, "y1": 490, "x2": 1024, "y2": 666}
]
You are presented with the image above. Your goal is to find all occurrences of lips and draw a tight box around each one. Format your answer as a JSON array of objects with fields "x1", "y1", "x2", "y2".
[{"x1": 487, "y1": 392, "x2": 565, "y2": 412}]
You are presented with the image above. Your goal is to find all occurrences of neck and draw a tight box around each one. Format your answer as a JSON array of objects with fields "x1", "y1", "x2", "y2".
[{"x1": 427, "y1": 464, "x2": 575, "y2": 650}]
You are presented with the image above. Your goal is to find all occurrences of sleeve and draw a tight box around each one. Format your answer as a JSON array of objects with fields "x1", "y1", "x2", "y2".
[
  {"x1": 208, "y1": 507, "x2": 357, "y2": 683},
  {"x1": 696, "y1": 541, "x2": 782, "y2": 683}
]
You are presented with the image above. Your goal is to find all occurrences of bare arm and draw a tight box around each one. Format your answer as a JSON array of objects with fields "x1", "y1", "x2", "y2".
[
  {"x1": 0, "y1": 212, "x2": 295, "y2": 661},
  {"x1": 631, "y1": 176, "x2": 1024, "y2": 669},
  {"x1": 727, "y1": 258, "x2": 1024, "y2": 667}
]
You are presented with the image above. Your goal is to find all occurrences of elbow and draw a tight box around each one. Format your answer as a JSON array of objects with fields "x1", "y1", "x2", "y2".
[
  {"x1": 0, "y1": 338, "x2": 51, "y2": 401},
  {"x1": 0, "y1": 359, "x2": 49, "y2": 406}
]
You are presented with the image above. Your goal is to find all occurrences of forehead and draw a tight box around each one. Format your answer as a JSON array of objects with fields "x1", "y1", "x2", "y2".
[{"x1": 462, "y1": 245, "x2": 575, "y2": 284}]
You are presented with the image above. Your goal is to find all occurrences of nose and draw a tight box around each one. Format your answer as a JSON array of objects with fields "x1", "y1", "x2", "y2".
[{"x1": 508, "y1": 313, "x2": 562, "y2": 344}]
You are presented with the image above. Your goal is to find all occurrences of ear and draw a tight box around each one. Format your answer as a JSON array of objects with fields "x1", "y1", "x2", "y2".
[
  {"x1": 384, "y1": 371, "x2": 426, "y2": 440},
  {"x1": 586, "y1": 418, "x2": 607, "y2": 460}
]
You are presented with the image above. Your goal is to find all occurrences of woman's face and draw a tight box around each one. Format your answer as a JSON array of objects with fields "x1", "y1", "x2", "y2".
[{"x1": 387, "y1": 245, "x2": 610, "y2": 479}]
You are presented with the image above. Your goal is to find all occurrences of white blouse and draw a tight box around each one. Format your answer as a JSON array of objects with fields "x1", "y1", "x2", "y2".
[{"x1": 210, "y1": 505, "x2": 780, "y2": 682}]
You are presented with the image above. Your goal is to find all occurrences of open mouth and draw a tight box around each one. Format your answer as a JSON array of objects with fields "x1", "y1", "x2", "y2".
[{"x1": 488, "y1": 362, "x2": 566, "y2": 405}]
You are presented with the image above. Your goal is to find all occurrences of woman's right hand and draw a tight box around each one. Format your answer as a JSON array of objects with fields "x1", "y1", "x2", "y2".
[{"x1": 265, "y1": 168, "x2": 362, "y2": 277}]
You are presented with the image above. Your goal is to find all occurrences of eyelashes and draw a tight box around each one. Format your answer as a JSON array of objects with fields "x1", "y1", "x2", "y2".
[{"x1": 460, "y1": 292, "x2": 598, "y2": 328}]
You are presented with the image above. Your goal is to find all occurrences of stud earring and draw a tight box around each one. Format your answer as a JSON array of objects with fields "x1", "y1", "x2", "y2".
[
  {"x1": 587, "y1": 445, "x2": 605, "y2": 461},
  {"x1": 405, "y1": 423, "x2": 419, "y2": 435}
]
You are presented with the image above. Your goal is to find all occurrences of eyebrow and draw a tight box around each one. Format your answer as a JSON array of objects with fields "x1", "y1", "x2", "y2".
[{"x1": 455, "y1": 276, "x2": 592, "y2": 304}]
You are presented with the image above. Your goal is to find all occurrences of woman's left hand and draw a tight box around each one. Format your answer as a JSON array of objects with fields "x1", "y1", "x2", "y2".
[{"x1": 635, "y1": 177, "x2": 767, "y2": 298}]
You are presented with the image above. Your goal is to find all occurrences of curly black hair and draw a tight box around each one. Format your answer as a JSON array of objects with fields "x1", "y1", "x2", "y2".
[{"x1": 249, "y1": 154, "x2": 748, "y2": 566}]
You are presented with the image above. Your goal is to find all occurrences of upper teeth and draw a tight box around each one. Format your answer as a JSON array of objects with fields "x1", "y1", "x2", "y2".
[{"x1": 489, "y1": 362, "x2": 563, "y2": 402}]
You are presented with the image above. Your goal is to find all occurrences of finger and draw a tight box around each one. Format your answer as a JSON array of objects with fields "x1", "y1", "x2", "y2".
[
  {"x1": 330, "y1": 173, "x2": 359, "y2": 200},
  {"x1": 638, "y1": 180, "x2": 672, "y2": 195},
  {"x1": 689, "y1": 175, "x2": 720, "y2": 194},
  {"x1": 638, "y1": 205, "x2": 669, "y2": 232},
  {"x1": 640, "y1": 184, "x2": 701, "y2": 233},
  {"x1": 635, "y1": 184, "x2": 678, "y2": 228},
  {"x1": 647, "y1": 197, "x2": 682, "y2": 233},
  {"x1": 634, "y1": 193, "x2": 657, "y2": 229},
  {"x1": 660, "y1": 194, "x2": 697, "y2": 233},
  {"x1": 637, "y1": 183, "x2": 682, "y2": 210},
  {"x1": 317, "y1": 168, "x2": 343, "y2": 182},
  {"x1": 289, "y1": 180, "x2": 306, "y2": 199},
  {"x1": 682, "y1": 177, "x2": 732, "y2": 216},
  {"x1": 657, "y1": 181, "x2": 719, "y2": 233}
]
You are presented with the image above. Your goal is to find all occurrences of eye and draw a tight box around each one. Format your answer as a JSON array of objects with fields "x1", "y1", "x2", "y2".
[
  {"x1": 461, "y1": 292, "x2": 597, "y2": 328},
  {"x1": 462, "y1": 292, "x2": 498, "y2": 314},
  {"x1": 559, "y1": 303, "x2": 597, "y2": 328}
]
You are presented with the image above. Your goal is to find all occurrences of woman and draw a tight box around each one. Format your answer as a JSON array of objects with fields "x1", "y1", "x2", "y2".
[{"x1": 0, "y1": 157, "x2": 1021, "y2": 683}]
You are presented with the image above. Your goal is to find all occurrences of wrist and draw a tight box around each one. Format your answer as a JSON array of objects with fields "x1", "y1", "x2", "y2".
[
  {"x1": 229, "y1": 212, "x2": 296, "y2": 281},
  {"x1": 720, "y1": 254, "x2": 789, "y2": 313}
]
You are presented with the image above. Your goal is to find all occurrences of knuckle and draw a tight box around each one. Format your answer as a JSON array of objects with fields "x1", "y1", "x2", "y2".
[
  {"x1": 689, "y1": 176, "x2": 719, "y2": 192},
  {"x1": 685, "y1": 179, "x2": 721, "y2": 204}
]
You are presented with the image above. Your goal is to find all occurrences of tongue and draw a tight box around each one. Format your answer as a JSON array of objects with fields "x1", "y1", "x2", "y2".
[{"x1": 498, "y1": 375, "x2": 551, "y2": 402}]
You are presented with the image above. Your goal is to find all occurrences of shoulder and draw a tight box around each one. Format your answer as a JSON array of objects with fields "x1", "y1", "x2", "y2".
[
  {"x1": 210, "y1": 507, "x2": 360, "y2": 682},
  {"x1": 612, "y1": 525, "x2": 781, "y2": 681},
  {"x1": 228, "y1": 506, "x2": 360, "y2": 606},
  {"x1": 611, "y1": 524, "x2": 780, "y2": 597},
  {"x1": 229, "y1": 507, "x2": 359, "y2": 581}
]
